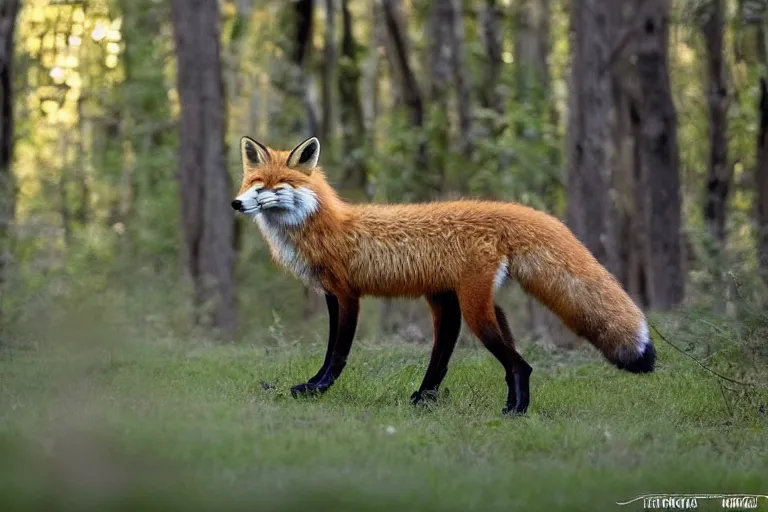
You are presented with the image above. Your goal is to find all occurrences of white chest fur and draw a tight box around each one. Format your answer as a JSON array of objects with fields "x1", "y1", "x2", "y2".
[{"x1": 255, "y1": 215, "x2": 320, "y2": 289}]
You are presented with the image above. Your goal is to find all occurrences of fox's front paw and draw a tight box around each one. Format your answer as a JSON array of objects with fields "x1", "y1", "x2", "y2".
[{"x1": 290, "y1": 382, "x2": 328, "y2": 398}]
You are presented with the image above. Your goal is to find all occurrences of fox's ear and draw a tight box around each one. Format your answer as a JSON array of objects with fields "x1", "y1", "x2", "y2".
[
  {"x1": 240, "y1": 136, "x2": 270, "y2": 167},
  {"x1": 287, "y1": 136, "x2": 320, "y2": 174}
]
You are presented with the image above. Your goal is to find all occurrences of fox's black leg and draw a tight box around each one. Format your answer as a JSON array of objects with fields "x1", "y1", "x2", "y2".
[
  {"x1": 494, "y1": 305, "x2": 532, "y2": 414},
  {"x1": 456, "y1": 277, "x2": 532, "y2": 415},
  {"x1": 291, "y1": 295, "x2": 359, "y2": 398},
  {"x1": 306, "y1": 294, "x2": 339, "y2": 384},
  {"x1": 411, "y1": 291, "x2": 462, "y2": 405}
]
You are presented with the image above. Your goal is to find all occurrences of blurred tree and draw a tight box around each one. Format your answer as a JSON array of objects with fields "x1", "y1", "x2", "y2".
[
  {"x1": 338, "y1": 0, "x2": 369, "y2": 201},
  {"x1": 634, "y1": 0, "x2": 685, "y2": 309},
  {"x1": 427, "y1": 0, "x2": 474, "y2": 191},
  {"x1": 478, "y1": 0, "x2": 503, "y2": 117},
  {"x1": 322, "y1": 0, "x2": 337, "y2": 159},
  {"x1": 757, "y1": 78, "x2": 768, "y2": 285},
  {"x1": 701, "y1": 0, "x2": 731, "y2": 257},
  {"x1": 565, "y1": 0, "x2": 620, "y2": 277},
  {"x1": 274, "y1": 0, "x2": 318, "y2": 139},
  {"x1": 514, "y1": 0, "x2": 550, "y2": 111},
  {"x1": 427, "y1": 0, "x2": 454, "y2": 190},
  {"x1": 170, "y1": 0, "x2": 237, "y2": 337},
  {"x1": 382, "y1": 0, "x2": 427, "y2": 185},
  {"x1": 0, "y1": 0, "x2": 19, "y2": 337},
  {"x1": 607, "y1": 2, "x2": 647, "y2": 306}
]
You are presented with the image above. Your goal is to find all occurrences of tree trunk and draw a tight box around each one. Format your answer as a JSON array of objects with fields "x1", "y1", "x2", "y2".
[
  {"x1": 427, "y1": 0, "x2": 473, "y2": 187},
  {"x1": 702, "y1": 0, "x2": 730, "y2": 252},
  {"x1": 170, "y1": 0, "x2": 237, "y2": 337},
  {"x1": 634, "y1": 0, "x2": 685, "y2": 310},
  {"x1": 478, "y1": 0, "x2": 504, "y2": 117},
  {"x1": 321, "y1": 0, "x2": 337, "y2": 155},
  {"x1": 700, "y1": 0, "x2": 730, "y2": 312},
  {"x1": 756, "y1": 78, "x2": 768, "y2": 286},
  {"x1": 427, "y1": 0, "x2": 453, "y2": 190},
  {"x1": 565, "y1": 0, "x2": 619, "y2": 276},
  {"x1": 0, "y1": 0, "x2": 18, "y2": 340},
  {"x1": 363, "y1": 1, "x2": 384, "y2": 150},
  {"x1": 381, "y1": 0, "x2": 425, "y2": 165},
  {"x1": 606, "y1": 1, "x2": 649, "y2": 307},
  {"x1": 515, "y1": 0, "x2": 551, "y2": 105},
  {"x1": 626, "y1": 98, "x2": 651, "y2": 308},
  {"x1": 274, "y1": 0, "x2": 319, "y2": 138},
  {"x1": 449, "y1": 0, "x2": 473, "y2": 159},
  {"x1": 338, "y1": 0, "x2": 369, "y2": 202}
]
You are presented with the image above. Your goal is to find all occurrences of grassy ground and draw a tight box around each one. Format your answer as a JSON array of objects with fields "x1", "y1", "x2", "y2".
[{"x1": 1, "y1": 328, "x2": 767, "y2": 512}]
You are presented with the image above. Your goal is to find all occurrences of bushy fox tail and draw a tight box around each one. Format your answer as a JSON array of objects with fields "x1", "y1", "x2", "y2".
[{"x1": 509, "y1": 243, "x2": 656, "y2": 374}]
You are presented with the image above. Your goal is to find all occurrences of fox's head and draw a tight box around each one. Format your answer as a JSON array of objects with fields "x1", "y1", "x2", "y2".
[{"x1": 232, "y1": 136, "x2": 324, "y2": 227}]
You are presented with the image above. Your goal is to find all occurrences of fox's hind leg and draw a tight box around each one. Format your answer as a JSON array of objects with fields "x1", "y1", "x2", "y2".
[
  {"x1": 493, "y1": 304, "x2": 532, "y2": 414},
  {"x1": 457, "y1": 275, "x2": 533, "y2": 415},
  {"x1": 411, "y1": 291, "x2": 462, "y2": 405}
]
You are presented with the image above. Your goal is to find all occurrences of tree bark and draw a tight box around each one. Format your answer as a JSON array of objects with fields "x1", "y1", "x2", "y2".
[
  {"x1": 515, "y1": 0, "x2": 551, "y2": 105},
  {"x1": 0, "y1": 0, "x2": 19, "y2": 325},
  {"x1": 756, "y1": 78, "x2": 768, "y2": 286},
  {"x1": 363, "y1": 1, "x2": 383, "y2": 146},
  {"x1": 626, "y1": 98, "x2": 651, "y2": 308},
  {"x1": 607, "y1": 1, "x2": 649, "y2": 307},
  {"x1": 274, "y1": 0, "x2": 319, "y2": 138},
  {"x1": 170, "y1": 0, "x2": 237, "y2": 337},
  {"x1": 478, "y1": 0, "x2": 504, "y2": 116},
  {"x1": 381, "y1": 0, "x2": 424, "y2": 139},
  {"x1": 428, "y1": 0, "x2": 473, "y2": 183},
  {"x1": 702, "y1": 0, "x2": 730, "y2": 252},
  {"x1": 634, "y1": 0, "x2": 685, "y2": 310},
  {"x1": 381, "y1": 0, "x2": 429, "y2": 194},
  {"x1": 565, "y1": 0, "x2": 620, "y2": 276},
  {"x1": 449, "y1": 0, "x2": 473, "y2": 158},
  {"x1": 338, "y1": 0, "x2": 369, "y2": 202},
  {"x1": 322, "y1": 0, "x2": 337, "y2": 153},
  {"x1": 427, "y1": 0, "x2": 453, "y2": 190}
]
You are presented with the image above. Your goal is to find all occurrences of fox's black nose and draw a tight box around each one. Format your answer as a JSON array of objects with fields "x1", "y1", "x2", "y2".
[{"x1": 231, "y1": 199, "x2": 243, "y2": 211}]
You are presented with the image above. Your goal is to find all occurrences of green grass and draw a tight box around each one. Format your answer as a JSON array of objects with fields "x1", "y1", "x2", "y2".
[{"x1": 1, "y1": 334, "x2": 766, "y2": 512}]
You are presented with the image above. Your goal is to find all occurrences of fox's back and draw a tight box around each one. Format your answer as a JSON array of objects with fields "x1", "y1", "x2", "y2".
[{"x1": 342, "y1": 200, "x2": 566, "y2": 297}]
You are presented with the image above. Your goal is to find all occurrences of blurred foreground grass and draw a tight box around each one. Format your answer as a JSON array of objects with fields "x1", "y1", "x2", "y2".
[{"x1": 1, "y1": 319, "x2": 767, "y2": 512}]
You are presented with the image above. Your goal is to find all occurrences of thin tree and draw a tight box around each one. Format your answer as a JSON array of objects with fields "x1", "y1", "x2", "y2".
[
  {"x1": 381, "y1": 0, "x2": 427, "y2": 181},
  {"x1": 170, "y1": 0, "x2": 237, "y2": 336},
  {"x1": 338, "y1": 0, "x2": 369, "y2": 201},
  {"x1": 478, "y1": 0, "x2": 504, "y2": 117},
  {"x1": 427, "y1": 0, "x2": 474, "y2": 190},
  {"x1": 514, "y1": 0, "x2": 551, "y2": 108},
  {"x1": 321, "y1": 0, "x2": 337, "y2": 155},
  {"x1": 756, "y1": 78, "x2": 768, "y2": 286},
  {"x1": 634, "y1": 0, "x2": 685, "y2": 309},
  {"x1": 702, "y1": 0, "x2": 731, "y2": 256},
  {"x1": 565, "y1": 0, "x2": 620, "y2": 276},
  {"x1": 0, "y1": 0, "x2": 20, "y2": 340}
]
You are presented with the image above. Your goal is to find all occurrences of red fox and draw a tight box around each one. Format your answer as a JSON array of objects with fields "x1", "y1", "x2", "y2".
[{"x1": 231, "y1": 136, "x2": 656, "y2": 414}]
